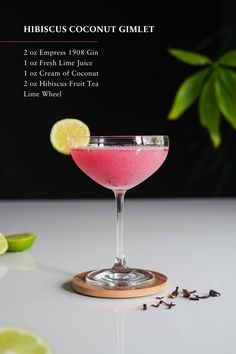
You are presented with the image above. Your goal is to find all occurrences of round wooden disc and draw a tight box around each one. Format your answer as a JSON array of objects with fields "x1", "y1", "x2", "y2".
[{"x1": 72, "y1": 270, "x2": 168, "y2": 298}]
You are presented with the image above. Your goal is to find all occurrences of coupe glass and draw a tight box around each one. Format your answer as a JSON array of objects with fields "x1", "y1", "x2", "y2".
[{"x1": 70, "y1": 135, "x2": 169, "y2": 288}]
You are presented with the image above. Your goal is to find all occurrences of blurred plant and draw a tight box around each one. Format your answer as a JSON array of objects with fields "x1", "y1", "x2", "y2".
[{"x1": 167, "y1": 48, "x2": 236, "y2": 147}]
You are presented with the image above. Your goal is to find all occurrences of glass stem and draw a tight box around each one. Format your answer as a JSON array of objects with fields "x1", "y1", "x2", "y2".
[{"x1": 112, "y1": 190, "x2": 128, "y2": 272}]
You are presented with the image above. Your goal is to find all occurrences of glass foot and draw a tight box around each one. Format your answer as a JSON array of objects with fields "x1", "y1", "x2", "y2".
[{"x1": 86, "y1": 268, "x2": 154, "y2": 288}]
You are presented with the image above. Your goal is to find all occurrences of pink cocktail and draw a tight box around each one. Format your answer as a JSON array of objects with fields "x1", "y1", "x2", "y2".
[
  {"x1": 70, "y1": 136, "x2": 169, "y2": 289},
  {"x1": 71, "y1": 146, "x2": 168, "y2": 191}
]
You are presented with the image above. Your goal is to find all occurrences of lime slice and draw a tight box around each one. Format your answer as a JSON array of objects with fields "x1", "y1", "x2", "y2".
[
  {"x1": 0, "y1": 234, "x2": 8, "y2": 256},
  {"x1": 0, "y1": 326, "x2": 53, "y2": 354},
  {"x1": 50, "y1": 118, "x2": 90, "y2": 155},
  {"x1": 5, "y1": 233, "x2": 36, "y2": 252}
]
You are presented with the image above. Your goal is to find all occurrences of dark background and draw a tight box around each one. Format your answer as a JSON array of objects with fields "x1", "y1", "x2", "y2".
[{"x1": 0, "y1": 1, "x2": 235, "y2": 198}]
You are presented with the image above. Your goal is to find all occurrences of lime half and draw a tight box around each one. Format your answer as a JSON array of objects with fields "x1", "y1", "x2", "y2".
[
  {"x1": 50, "y1": 118, "x2": 90, "y2": 155},
  {"x1": 0, "y1": 234, "x2": 8, "y2": 256},
  {"x1": 0, "y1": 326, "x2": 53, "y2": 354},
  {"x1": 5, "y1": 233, "x2": 36, "y2": 252}
]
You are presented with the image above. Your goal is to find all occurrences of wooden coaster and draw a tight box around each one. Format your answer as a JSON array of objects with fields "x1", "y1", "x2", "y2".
[{"x1": 72, "y1": 270, "x2": 168, "y2": 298}]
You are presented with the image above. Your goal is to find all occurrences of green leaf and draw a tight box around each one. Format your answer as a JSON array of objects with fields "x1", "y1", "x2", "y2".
[
  {"x1": 168, "y1": 68, "x2": 210, "y2": 119},
  {"x1": 199, "y1": 74, "x2": 221, "y2": 147},
  {"x1": 168, "y1": 48, "x2": 212, "y2": 66},
  {"x1": 217, "y1": 50, "x2": 236, "y2": 67},
  {"x1": 214, "y1": 67, "x2": 236, "y2": 130}
]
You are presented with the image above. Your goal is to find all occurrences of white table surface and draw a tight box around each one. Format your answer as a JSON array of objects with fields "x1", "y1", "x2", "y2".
[{"x1": 0, "y1": 199, "x2": 235, "y2": 354}]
